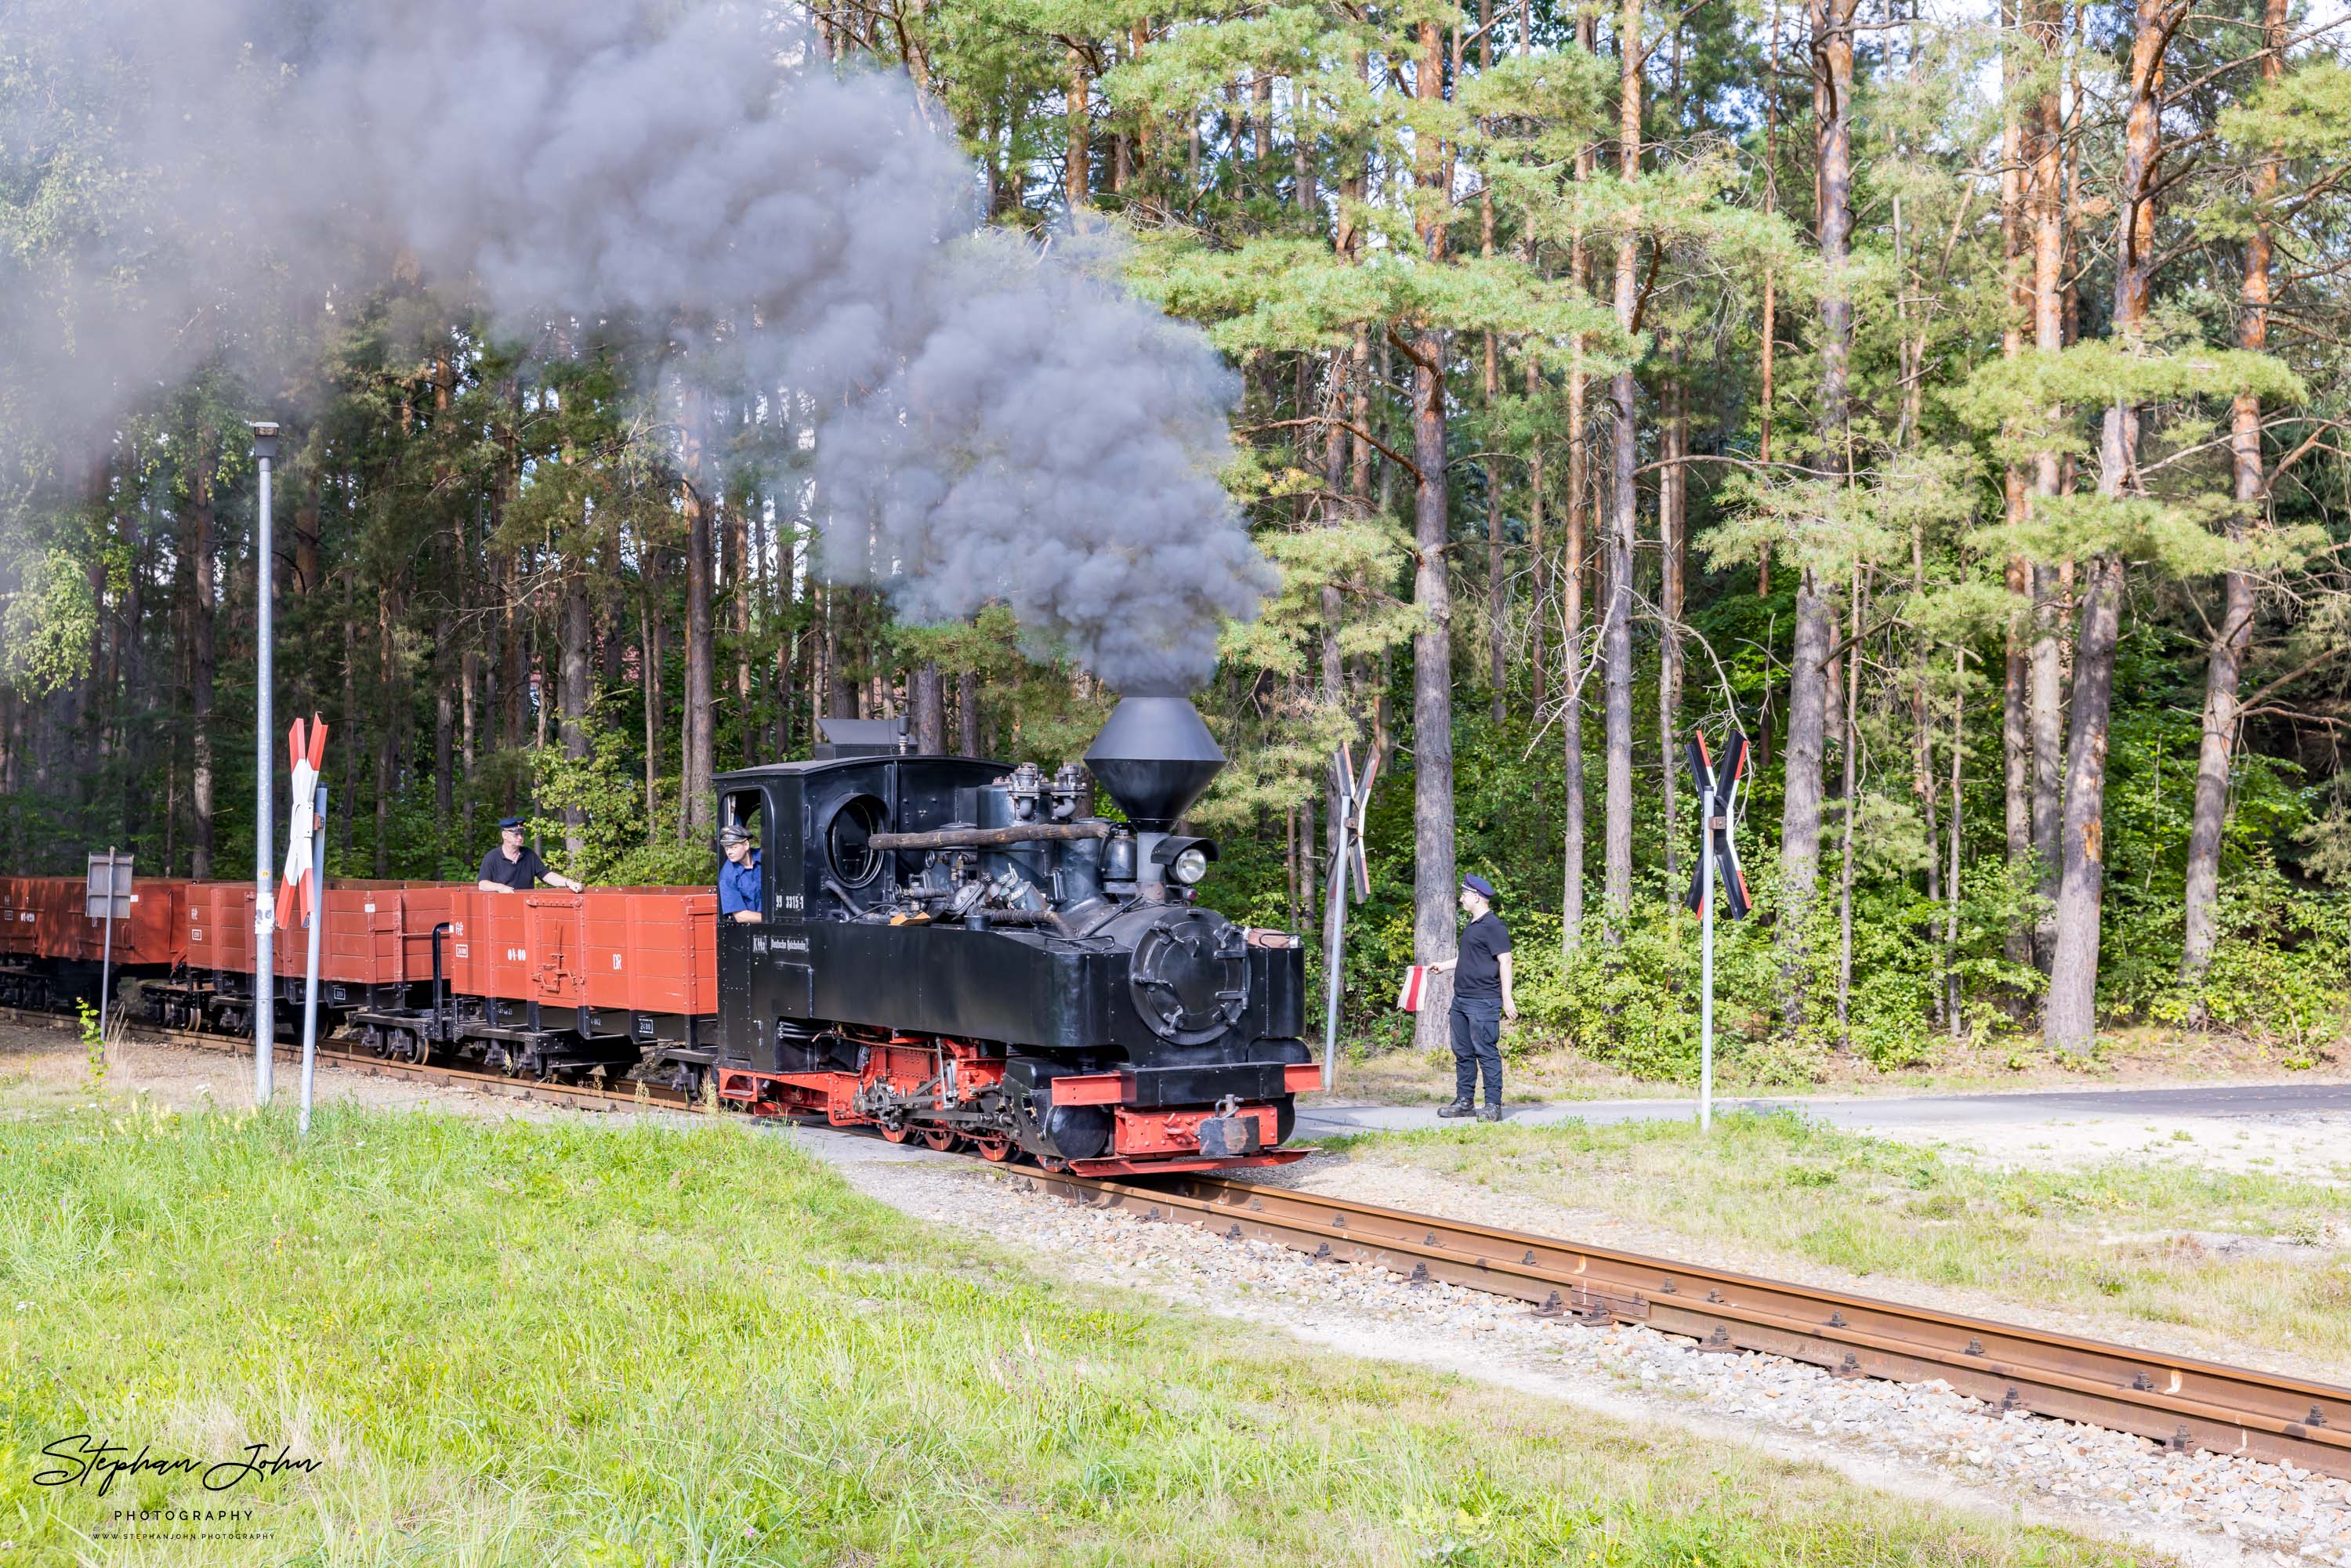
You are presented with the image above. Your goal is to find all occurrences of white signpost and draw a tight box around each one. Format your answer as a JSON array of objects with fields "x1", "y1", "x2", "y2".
[
  {"x1": 1319, "y1": 742, "x2": 1378, "y2": 1092},
  {"x1": 276, "y1": 715, "x2": 329, "y2": 1135},
  {"x1": 1682, "y1": 731, "x2": 1752, "y2": 1132}
]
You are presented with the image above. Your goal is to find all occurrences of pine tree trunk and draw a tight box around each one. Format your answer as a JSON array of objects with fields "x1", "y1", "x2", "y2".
[
  {"x1": 2045, "y1": 552, "x2": 2121, "y2": 1049},
  {"x1": 1561, "y1": 47, "x2": 1593, "y2": 956},
  {"x1": 461, "y1": 647, "x2": 479, "y2": 854},
  {"x1": 680, "y1": 396, "x2": 715, "y2": 840},
  {"x1": 729, "y1": 485, "x2": 753, "y2": 767},
  {"x1": 1527, "y1": 353, "x2": 1548, "y2": 715},
  {"x1": 1945, "y1": 649, "x2": 1967, "y2": 1036},
  {"x1": 1409, "y1": 19, "x2": 1459, "y2": 1049},
  {"x1": 1603, "y1": 0, "x2": 1643, "y2": 935},
  {"x1": 2046, "y1": 0, "x2": 2172, "y2": 1052},
  {"x1": 958, "y1": 668, "x2": 980, "y2": 757},
  {"x1": 560, "y1": 576, "x2": 592, "y2": 861},
  {"x1": 2024, "y1": 0, "x2": 2069, "y2": 971},
  {"x1": 1780, "y1": 572, "x2": 1831, "y2": 1015},
  {"x1": 1835, "y1": 566, "x2": 1866, "y2": 1041},
  {"x1": 1659, "y1": 352, "x2": 1685, "y2": 887},
  {"x1": 1487, "y1": 328, "x2": 1506, "y2": 726},
  {"x1": 913, "y1": 661, "x2": 946, "y2": 753},
  {"x1": 436, "y1": 612, "x2": 457, "y2": 839},
  {"x1": 1067, "y1": 45, "x2": 1090, "y2": 208},
  {"x1": 2181, "y1": 0, "x2": 2281, "y2": 997},
  {"x1": 640, "y1": 592, "x2": 661, "y2": 843},
  {"x1": 1998, "y1": 1, "x2": 2034, "y2": 974},
  {"x1": 1782, "y1": 0, "x2": 1854, "y2": 1026},
  {"x1": 339, "y1": 610, "x2": 359, "y2": 858},
  {"x1": 375, "y1": 588, "x2": 398, "y2": 878}
]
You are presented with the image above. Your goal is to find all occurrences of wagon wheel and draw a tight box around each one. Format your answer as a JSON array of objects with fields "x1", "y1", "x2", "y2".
[
  {"x1": 921, "y1": 1127, "x2": 960, "y2": 1153},
  {"x1": 973, "y1": 1136, "x2": 1015, "y2": 1164},
  {"x1": 411, "y1": 1034, "x2": 433, "y2": 1068}
]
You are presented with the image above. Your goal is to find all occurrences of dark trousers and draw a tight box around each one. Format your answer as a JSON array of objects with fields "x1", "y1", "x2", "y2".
[{"x1": 1449, "y1": 998, "x2": 1504, "y2": 1106}]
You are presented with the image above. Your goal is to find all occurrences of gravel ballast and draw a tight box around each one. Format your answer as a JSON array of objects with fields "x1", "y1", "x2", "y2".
[{"x1": 830, "y1": 1144, "x2": 2351, "y2": 1568}]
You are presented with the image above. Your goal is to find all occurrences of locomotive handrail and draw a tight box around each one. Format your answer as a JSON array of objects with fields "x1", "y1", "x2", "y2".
[{"x1": 867, "y1": 822, "x2": 1112, "y2": 851}]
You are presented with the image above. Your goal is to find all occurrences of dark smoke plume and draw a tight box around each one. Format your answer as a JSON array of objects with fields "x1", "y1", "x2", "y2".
[{"x1": 0, "y1": 0, "x2": 1272, "y2": 689}]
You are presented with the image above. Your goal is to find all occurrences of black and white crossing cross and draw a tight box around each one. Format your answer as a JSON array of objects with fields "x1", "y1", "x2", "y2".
[{"x1": 1683, "y1": 730, "x2": 1753, "y2": 922}]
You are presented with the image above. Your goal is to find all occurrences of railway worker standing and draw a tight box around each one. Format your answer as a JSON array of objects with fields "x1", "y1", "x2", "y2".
[
  {"x1": 1433, "y1": 874, "x2": 1514, "y2": 1122},
  {"x1": 718, "y1": 824, "x2": 762, "y2": 924},
  {"x1": 476, "y1": 817, "x2": 586, "y2": 895}
]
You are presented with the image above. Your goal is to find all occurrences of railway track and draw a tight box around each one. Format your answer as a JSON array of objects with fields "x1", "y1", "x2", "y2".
[
  {"x1": 1016, "y1": 1165, "x2": 2351, "y2": 1482},
  {"x1": 17, "y1": 1002, "x2": 2349, "y2": 1481},
  {"x1": 2, "y1": 1005, "x2": 697, "y2": 1116}
]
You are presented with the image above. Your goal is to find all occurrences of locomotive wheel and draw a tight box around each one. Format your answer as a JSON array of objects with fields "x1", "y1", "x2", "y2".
[
  {"x1": 973, "y1": 1136, "x2": 1015, "y2": 1163},
  {"x1": 1038, "y1": 1156, "x2": 1070, "y2": 1174},
  {"x1": 877, "y1": 1116, "x2": 914, "y2": 1145},
  {"x1": 921, "y1": 1128, "x2": 959, "y2": 1153}
]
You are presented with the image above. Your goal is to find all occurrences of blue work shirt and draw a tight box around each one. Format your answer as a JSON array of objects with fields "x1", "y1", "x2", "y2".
[{"x1": 719, "y1": 848, "x2": 763, "y2": 916}]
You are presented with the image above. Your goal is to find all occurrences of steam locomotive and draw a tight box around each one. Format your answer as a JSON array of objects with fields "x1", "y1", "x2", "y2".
[{"x1": 0, "y1": 693, "x2": 1316, "y2": 1175}]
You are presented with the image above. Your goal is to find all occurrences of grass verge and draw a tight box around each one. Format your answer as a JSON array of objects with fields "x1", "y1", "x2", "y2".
[
  {"x1": 1326, "y1": 1112, "x2": 2351, "y2": 1374},
  {"x1": 0, "y1": 1095, "x2": 2155, "y2": 1566},
  {"x1": 1317, "y1": 1024, "x2": 2348, "y2": 1106}
]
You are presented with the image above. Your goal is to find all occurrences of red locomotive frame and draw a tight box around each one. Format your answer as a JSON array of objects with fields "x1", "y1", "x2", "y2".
[{"x1": 709, "y1": 1027, "x2": 1315, "y2": 1175}]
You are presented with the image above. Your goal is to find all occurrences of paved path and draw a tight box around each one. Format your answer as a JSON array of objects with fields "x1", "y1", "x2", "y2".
[
  {"x1": 1295, "y1": 1081, "x2": 2351, "y2": 1142},
  {"x1": 760, "y1": 1083, "x2": 2351, "y2": 1172}
]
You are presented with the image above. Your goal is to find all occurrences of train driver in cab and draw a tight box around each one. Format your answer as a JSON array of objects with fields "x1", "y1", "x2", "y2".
[
  {"x1": 476, "y1": 817, "x2": 586, "y2": 895},
  {"x1": 719, "y1": 824, "x2": 762, "y2": 924}
]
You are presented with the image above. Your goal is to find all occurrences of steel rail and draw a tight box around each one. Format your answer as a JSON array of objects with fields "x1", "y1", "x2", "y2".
[
  {"x1": 1014, "y1": 1166, "x2": 2351, "y2": 1481},
  {"x1": 0, "y1": 1006, "x2": 692, "y2": 1117},
  {"x1": 16, "y1": 1002, "x2": 2347, "y2": 1479}
]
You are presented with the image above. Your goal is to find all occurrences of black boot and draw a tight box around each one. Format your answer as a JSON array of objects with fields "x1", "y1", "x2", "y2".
[
  {"x1": 1437, "y1": 1099, "x2": 1475, "y2": 1118},
  {"x1": 1476, "y1": 1104, "x2": 1504, "y2": 1123}
]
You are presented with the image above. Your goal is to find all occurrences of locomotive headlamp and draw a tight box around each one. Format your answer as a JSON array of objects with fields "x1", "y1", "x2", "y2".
[{"x1": 1151, "y1": 835, "x2": 1218, "y2": 885}]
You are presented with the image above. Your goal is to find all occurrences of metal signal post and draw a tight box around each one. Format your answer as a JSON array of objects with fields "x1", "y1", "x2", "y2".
[
  {"x1": 1683, "y1": 731, "x2": 1751, "y2": 1132},
  {"x1": 1320, "y1": 741, "x2": 1378, "y2": 1092},
  {"x1": 252, "y1": 421, "x2": 279, "y2": 1105}
]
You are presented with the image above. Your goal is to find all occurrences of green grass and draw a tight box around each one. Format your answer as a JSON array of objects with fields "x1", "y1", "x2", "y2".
[
  {"x1": 0, "y1": 1097, "x2": 2153, "y2": 1566},
  {"x1": 1328, "y1": 1112, "x2": 2351, "y2": 1373}
]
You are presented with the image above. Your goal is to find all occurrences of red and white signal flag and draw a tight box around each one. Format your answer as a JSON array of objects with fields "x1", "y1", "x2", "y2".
[
  {"x1": 1395, "y1": 964, "x2": 1431, "y2": 1013},
  {"x1": 274, "y1": 715, "x2": 329, "y2": 931}
]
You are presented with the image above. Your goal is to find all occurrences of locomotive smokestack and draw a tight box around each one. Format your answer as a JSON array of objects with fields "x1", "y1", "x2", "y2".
[{"x1": 1084, "y1": 689, "x2": 1224, "y2": 832}]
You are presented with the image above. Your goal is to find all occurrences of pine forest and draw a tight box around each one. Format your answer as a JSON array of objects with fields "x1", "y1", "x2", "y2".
[{"x1": 5, "y1": 0, "x2": 2350, "y2": 1082}]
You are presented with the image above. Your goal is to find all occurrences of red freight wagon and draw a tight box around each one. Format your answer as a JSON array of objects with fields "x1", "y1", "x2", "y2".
[
  {"x1": 346, "y1": 884, "x2": 719, "y2": 1077},
  {"x1": 584, "y1": 889, "x2": 719, "y2": 1019},
  {"x1": 0, "y1": 877, "x2": 35, "y2": 958},
  {"x1": 186, "y1": 882, "x2": 255, "y2": 980},
  {"x1": 281, "y1": 882, "x2": 474, "y2": 1011},
  {"x1": 5, "y1": 875, "x2": 187, "y2": 967}
]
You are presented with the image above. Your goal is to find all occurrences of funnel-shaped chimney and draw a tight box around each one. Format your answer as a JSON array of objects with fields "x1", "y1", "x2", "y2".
[{"x1": 1084, "y1": 692, "x2": 1224, "y2": 831}]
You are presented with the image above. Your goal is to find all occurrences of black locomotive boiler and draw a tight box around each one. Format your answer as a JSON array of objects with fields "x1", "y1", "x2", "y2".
[{"x1": 680, "y1": 691, "x2": 1316, "y2": 1173}]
